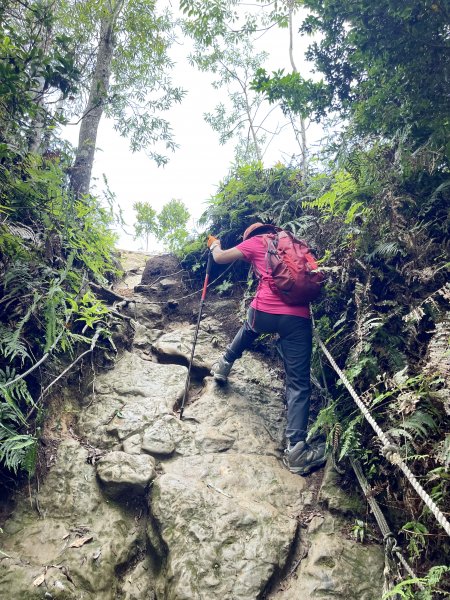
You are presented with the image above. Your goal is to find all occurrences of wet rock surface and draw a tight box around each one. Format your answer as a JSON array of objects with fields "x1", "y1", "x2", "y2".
[
  {"x1": 0, "y1": 439, "x2": 152, "y2": 600},
  {"x1": 0, "y1": 252, "x2": 385, "y2": 600},
  {"x1": 77, "y1": 351, "x2": 187, "y2": 448},
  {"x1": 96, "y1": 451, "x2": 156, "y2": 498},
  {"x1": 270, "y1": 512, "x2": 385, "y2": 600},
  {"x1": 151, "y1": 472, "x2": 297, "y2": 600}
]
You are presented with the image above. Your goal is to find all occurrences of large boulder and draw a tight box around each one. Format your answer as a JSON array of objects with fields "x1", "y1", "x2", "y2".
[
  {"x1": 183, "y1": 378, "x2": 285, "y2": 456},
  {"x1": 77, "y1": 351, "x2": 187, "y2": 448},
  {"x1": 153, "y1": 322, "x2": 283, "y2": 392},
  {"x1": 161, "y1": 453, "x2": 306, "y2": 515},
  {"x1": 271, "y1": 514, "x2": 385, "y2": 600},
  {"x1": 141, "y1": 414, "x2": 193, "y2": 456},
  {"x1": 152, "y1": 324, "x2": 223, "y2": 373},
  {"x1": 150, "y1": 472, "x2": 298, "y2": 600},
  {"x1": 0, "y1": 439, "x2": 155, "y2": 600},
  {"x1": 96, "y1": 451, "x2": 156, "y2": 498},
  {"x1": 124, "y1": 296, "x2": 163, "y2": 328}
]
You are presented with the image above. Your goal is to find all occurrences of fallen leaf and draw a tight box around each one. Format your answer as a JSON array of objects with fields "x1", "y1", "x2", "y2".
[
  {"x1": 69, "y1": 535, "x2": 93, "y2": 548},
  {"x1": 32, "y1": 573, "x2": 45, "y2": 586},
  {"x1": 62, "y1": 533, "x2": 70, "y2": 540}
]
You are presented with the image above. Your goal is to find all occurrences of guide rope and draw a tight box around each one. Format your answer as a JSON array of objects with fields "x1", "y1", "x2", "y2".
[
  {"x1": 313, "y1": 329, "x2": 450, "y2": 538},
  {"x1": 126, "y1": 262, "x2": 236, "y2": 306},
  {"x1": 349, "y1": 456, "x2": 423, "y2": 591}
]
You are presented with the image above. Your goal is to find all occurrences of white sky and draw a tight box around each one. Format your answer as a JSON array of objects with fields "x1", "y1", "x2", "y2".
[{"x1": 62, "y1": 7, "x2": 322, "y2": 251}]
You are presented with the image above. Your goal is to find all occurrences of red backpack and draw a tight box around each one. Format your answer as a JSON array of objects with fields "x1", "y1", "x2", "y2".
[{"x1": 258, "y1": 230, "x2": 325, "y2": 305}]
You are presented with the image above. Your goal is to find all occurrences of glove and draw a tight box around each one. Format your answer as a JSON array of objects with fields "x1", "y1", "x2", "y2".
[{"x1": 207, "y1": 235, "x2": 220, "y2": 250}]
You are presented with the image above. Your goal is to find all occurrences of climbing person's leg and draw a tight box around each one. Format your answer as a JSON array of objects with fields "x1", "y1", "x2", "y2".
[
  {"x1": 277, "y1": 315, "x2": 326, "y2": 475},
  {"x1": 212, "y1": 309, "x2": 259, "y2": 383},
  {"x1": 279, "y1": 315, "x2": 312, "y2": 443},
  {"x1": 211, "y1": 308, "x2": 276, "y2": 383}
]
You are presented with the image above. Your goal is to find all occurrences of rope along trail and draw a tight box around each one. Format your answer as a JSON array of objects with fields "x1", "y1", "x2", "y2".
[
  {"x1": 129, "y1": 262, "x2": 236, "y2": 306},
  {"x1": 314, "y1": 330, "x2": 450, "y2": 538},
  {"x1": 349, "y1": 456, "x2": 423, "y2": 591}
]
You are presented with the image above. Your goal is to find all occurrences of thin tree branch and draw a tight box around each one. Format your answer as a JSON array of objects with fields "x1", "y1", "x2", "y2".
[
  {"x1": 25, "y1": 328, "x2": 102, "y2": 422},
  {"x1": 0, "y1": 276, "x2": 88, "y2": 391}
]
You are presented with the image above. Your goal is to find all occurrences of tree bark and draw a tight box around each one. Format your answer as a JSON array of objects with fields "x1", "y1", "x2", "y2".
[
  {"x1": 288, "y1": 2, "x2": 307, "y2": 179},
  {"x1": 244, "y1": 88, "x2": 263, "y2": 163},
  {"x1": 70, "y1": 2, "x2": 124, "y2": 196},
  {"x1": 28, "y1": 13, "x2": 53, "y2": 153}
]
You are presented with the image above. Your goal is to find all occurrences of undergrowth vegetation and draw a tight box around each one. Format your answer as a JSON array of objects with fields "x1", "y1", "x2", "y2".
[
  {"x1": 0, "y1": 149, "x2": 121, "y2": 478},
  {"x1": 0, "y1": 0, "x2": 124, "y2": 481}
]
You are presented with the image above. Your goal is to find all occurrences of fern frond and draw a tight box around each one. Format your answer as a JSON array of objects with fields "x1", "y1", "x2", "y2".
[
  {"x1": 333, "y1": 423, "x2": 342, "y2": 451},
  {"x1": 339, "y1": 414, "x2": 363, "y2": 460},
  {"x1": 367, "y1": 241, "x2": 402, "y2": 261},
  {"x1": 0, "y1": 367, "x2": 35, "y2": 426},
  {"x1": 44, "y1": 279, "x2": 65, "y2": 352},
  {"x1": 2, "y1": 260, "x2": 32, "y2": 292},
  {"x1": 387, "y1": 410, "x2": 437, "y2": 443},
  {"x1": 0, "y1": 325, "x2": 30, "y2": 362},
  {"x1": 0, "y1": 424, "x2": 36, "y2": 474},
  {"x1": 307, "y1": 401, "x2": 337, "y2": 439},
  {"x1": 6, "y1": 291, "x2": 40, "y2": 364}
]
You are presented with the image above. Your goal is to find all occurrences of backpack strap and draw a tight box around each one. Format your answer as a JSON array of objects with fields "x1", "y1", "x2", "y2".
[{"x1": 249, "y1": 233, "x2": 278, "y2": 316}]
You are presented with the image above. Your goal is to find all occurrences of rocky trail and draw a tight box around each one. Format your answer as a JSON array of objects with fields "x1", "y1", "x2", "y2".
[{"x1": 0, "y1": 251, "x2": 385, "y2": 599}]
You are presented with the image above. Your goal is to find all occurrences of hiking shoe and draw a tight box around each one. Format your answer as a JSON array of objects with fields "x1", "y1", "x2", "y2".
[
  {"x1": 211, "y1": 357, "x2": 233, "y2": 383},
  {"x1": 307, "y1": 433, "x2": 327, "y2": 448},
  {"x1": 283, "y1": 440, "x2": 327, "y2": 476}
]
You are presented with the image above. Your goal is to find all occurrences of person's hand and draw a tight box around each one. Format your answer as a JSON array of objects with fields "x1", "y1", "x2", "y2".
[{"x1": 207, "y1": 235, "x2": 220, "y2": 250}]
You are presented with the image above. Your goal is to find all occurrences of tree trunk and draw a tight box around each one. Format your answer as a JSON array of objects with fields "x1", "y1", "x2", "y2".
[
  {"x1": 244, "y1": 89, "x2": 263, "y2": 163},
  {"x1": 70, "y1": 2, "x2": 123, "y2": 196},
  {"x1": 28, "y1": 75, "x2": 47, "y2": 153},
  {"x1": 28, "y1": 13, "x2": 53, "y2": 154},
  {"x1": 288, "y1": 2, "x2": 307, "y2": 179}
]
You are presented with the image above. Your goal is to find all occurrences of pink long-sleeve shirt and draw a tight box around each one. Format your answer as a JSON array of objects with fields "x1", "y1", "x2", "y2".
[{"x1": 236, "y1": 235, "x2": 310, "y2": 319}]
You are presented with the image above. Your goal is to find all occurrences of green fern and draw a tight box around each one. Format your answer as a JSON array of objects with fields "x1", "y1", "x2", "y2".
[
  {"x1": 2, "y1": 260, "x2": 32, "y2": 291},
  {"x1": 0, "y1": 324, "x2": 30, "y2": 362},
  {"x1": 382, "y1": 565, "x2": 450, "y2": 600},
  {"x1": 21, "y1": 436, "x2": 37, "y2": 476},
  {"x1": 367, "y1": 241, "x2": 403, "y2": 261},
  {"x1": 44, "y1": 279, "x2": 65, "y2": 351},
  {"x1": 307, "y1": 401, "x2": 337, "y2": 441},
  {"x1": 1, "y1": 261, "x2": 34, "y2": 311},
  {"x1": 0, "y1": 367, "x2": 35, "y2": 425},
  {"x1": 7, "y1": 290, "x2": 41, "y2": 364},
  {"x1": 339, "y1": 414, "x2": 363, "y2": 460},
  {"x1": 387, "y1": 410, "x2": 438, "y2": 443},
  {"x1": 401, "y1": 520, "x2": 428, "y2": 561},
  {"x1": 0, "y1": 424, "x2": 36, "y2": 475}
]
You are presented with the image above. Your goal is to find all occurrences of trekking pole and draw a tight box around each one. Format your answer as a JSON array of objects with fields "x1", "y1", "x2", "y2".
[{"x1": 179, "y1": 250, "x2": 214, "y2": 419}]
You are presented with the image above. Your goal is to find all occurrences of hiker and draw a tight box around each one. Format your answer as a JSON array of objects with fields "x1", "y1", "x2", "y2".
[{"x1": 207, "y1": 222, "x2": 326, "y2": 476}]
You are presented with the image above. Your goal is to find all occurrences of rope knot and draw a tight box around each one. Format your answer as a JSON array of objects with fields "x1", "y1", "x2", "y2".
[{"x1": 381, "y1": 444, "x2": 401, "y2": 465}]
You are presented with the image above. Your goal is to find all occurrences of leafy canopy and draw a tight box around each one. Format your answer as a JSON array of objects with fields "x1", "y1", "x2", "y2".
[
  {"x1": 252, "y1": 0, "x2": 450, "y2": 156},
  {"x1": 134, "y1": 199, "x2": 190, "y2": 254}
]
